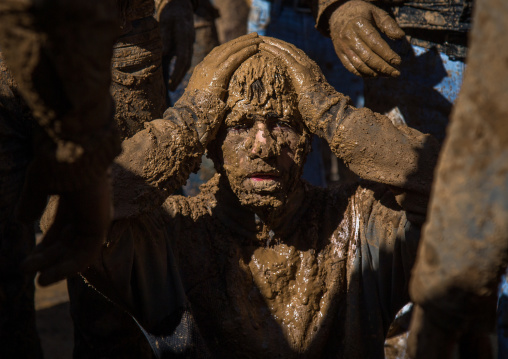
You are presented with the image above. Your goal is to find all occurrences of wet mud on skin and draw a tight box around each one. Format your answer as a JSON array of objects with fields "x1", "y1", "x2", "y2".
[
  {"x1": 154, "y1": 53, "x2": 350, "y2": 356},
  {"x1": 159, "y1": 51, "x2": 390, "y2": 357},
  {"x1": 39, "y1": 30, "x2": 440, "y2": 357},
  {"x1": 102, "y1": 44, "x2": 437, "y2": 357},
  {"x1": 215, "y1": 53, "x2": 311, "y2": 219}
]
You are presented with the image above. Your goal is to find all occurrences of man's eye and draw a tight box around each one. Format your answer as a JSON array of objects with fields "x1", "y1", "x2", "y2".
[
  {"x1": 228, "y1": 124, "x2": 250, "y2": 133},
  {"x1": 273, "y1": 121, "x2": 292, "y2": 131}
]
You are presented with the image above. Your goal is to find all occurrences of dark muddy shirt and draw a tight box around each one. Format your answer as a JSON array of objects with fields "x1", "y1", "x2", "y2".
[
  {"x1": 60, "y1": 90, "x2": 438, "y2": 358},
  {"x1": 87, "y1": 176, "x2": 420, "y2": 358}
]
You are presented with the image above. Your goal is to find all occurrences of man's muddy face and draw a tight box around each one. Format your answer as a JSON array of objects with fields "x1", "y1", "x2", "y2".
[{"x1": 219, "y1": 101, "x2": 308, "y2": 210}]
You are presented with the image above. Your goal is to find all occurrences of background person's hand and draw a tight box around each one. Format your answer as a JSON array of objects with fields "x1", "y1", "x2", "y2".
[
  {"x1": 21, "y1": 173, "x2": 112, "y2": 286},
  {"x1": 157, "y1": 0, "x2": 195, "y2": 91},
  {"x1": 329, "y1": 0, "x2": 405, "y2": 77}
]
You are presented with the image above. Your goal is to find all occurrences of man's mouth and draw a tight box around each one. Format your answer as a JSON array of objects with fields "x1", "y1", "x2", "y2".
[{"x1": 248, "y1": 172, "x2": 280, "y2": 182}]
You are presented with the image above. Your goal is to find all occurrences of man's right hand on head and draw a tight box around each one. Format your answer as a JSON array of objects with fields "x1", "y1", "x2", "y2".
[
  {"x1": 179, "y1": 32, "x2": 261, "y2": 143},
  {"x1": 329, "y1": 0, "x2": 404, "y2": 78},
  {"x1": 185, "y1": 32, "x2": 262, "y2": 100}
]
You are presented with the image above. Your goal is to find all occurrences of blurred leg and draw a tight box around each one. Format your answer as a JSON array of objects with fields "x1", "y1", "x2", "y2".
[{"x1": 0, "y1": 60, "x2": 42, "y2": 359}]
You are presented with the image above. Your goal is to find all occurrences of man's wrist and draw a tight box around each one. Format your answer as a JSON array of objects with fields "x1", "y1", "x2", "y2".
[
  {"x1": 314, "y1": 0, "x2": 346, "y2": 37},
  {"x1": 298, "y1": 89, "x2": 350, "y2": 139},
  {"x1": 174, "y1": 89, "x2": 227, "y2": 145}
]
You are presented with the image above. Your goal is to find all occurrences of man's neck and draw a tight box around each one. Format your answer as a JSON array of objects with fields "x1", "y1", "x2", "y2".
[{"x1": 214, "y1": 176, "x2": 306, "y2": 242}]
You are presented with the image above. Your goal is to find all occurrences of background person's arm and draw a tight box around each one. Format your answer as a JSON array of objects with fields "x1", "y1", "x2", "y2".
[{"x1": 0, "y1": 0, "x2": 122, "y2": 286}]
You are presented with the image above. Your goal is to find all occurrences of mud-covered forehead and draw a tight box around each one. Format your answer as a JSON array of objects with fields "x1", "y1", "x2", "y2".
[{"x1": 226, "y1": 53, "x2": 298, "y2": 119}]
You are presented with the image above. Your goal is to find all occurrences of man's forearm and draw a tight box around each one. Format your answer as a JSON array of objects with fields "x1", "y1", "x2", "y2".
[
  {"x1": 316, "y1": 98, "x2": 439, "y2": 219},
  {"x1": 112, "y1": 106, "x2": 207, "y2": 219},
  {"x1": 300, "y1": 87, "x2": 438, "y2": 197},
  {"x1": 332, "y1": 107, "x2": 438, "y2": 194}
]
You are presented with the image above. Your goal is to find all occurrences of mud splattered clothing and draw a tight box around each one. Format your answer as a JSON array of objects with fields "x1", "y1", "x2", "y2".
[{"x1": 65, "y1": 88, "x2": 439, "y2": 358}]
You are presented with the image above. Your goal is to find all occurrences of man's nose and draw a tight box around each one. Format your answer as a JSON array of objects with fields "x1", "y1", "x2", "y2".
[{"x1": 248, "y1": 123, "x2": 276, "y2": 159}]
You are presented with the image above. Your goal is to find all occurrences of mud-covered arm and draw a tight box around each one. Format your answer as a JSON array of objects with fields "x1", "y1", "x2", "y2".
[
  {"x1": 309, "y1": 0, "x2": 345, "y2": 36},
  {"x1": 317, "y1": 96, "x2": 437, "y2": 221},
  {"x1": 407, "y1": 1, "x2": 508, "y2": 357},
  {"x1": 113, "y1": 33, "x2": 261, "y2": 219},
  {"x1": 261, "y1": 38, "x2": 438, "y2": 222},
  {"x1": 112, "y1": 93, "x2": 224, "y2": 219}
]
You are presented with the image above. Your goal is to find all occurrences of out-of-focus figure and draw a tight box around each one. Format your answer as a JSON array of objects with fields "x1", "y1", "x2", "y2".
[{"x1": 408, "y1": 0, "x2": 508, "y2": 358}]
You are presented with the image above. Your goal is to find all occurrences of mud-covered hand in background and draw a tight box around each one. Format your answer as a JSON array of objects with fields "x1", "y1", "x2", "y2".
[
  {"x1": 328, "y1": 0, "x2": 404, "y2": 77},
  {"x1": 260, "y1": 36, "x2": 350, "y2": 139},
  {"x1": 156, "y1": 0, "x2": 195, "y2": 91},
  {"x1": 177, "y1": 32, "x2": 262, "y2": 144}
]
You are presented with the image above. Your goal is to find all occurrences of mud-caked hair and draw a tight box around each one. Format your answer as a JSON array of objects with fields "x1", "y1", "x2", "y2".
[{"x1": 226, "y1": 53, "x2": 298, "y2": 116}]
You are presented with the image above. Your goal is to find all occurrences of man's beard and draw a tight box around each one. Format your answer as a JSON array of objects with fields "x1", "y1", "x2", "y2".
[
  {"x1": 235, "y1": 188, "x2": 285, "y2": 213},
  {"x1": 221, "y1": 165, "x2": 301, "y2": 218}
]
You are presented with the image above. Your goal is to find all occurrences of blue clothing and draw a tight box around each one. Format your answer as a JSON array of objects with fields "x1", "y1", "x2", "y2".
[
  {"x1": 499, "y1": 274, "x2": 508, "y2": 358},
  {"x1": 364, "y1": 42, "x2": 465, "y2": 143}
]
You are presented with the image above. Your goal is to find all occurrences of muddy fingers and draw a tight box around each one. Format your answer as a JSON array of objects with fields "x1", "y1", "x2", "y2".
[
  {"x1": 217, "y1": 45, "x2": 260, "y2": 86},
  {"x1": 260, "y1": 36, "x2": 308, "y2": 65}
]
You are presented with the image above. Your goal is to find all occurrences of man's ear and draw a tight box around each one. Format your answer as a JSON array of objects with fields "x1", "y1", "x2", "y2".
[{"x1": 205, "y1": 141, "x2": 223, "y2": 173}]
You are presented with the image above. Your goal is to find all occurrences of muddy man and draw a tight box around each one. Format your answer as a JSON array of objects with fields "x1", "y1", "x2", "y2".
[{"x1": 49, "y1": 33, "x2": 440, "y2": 358}]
